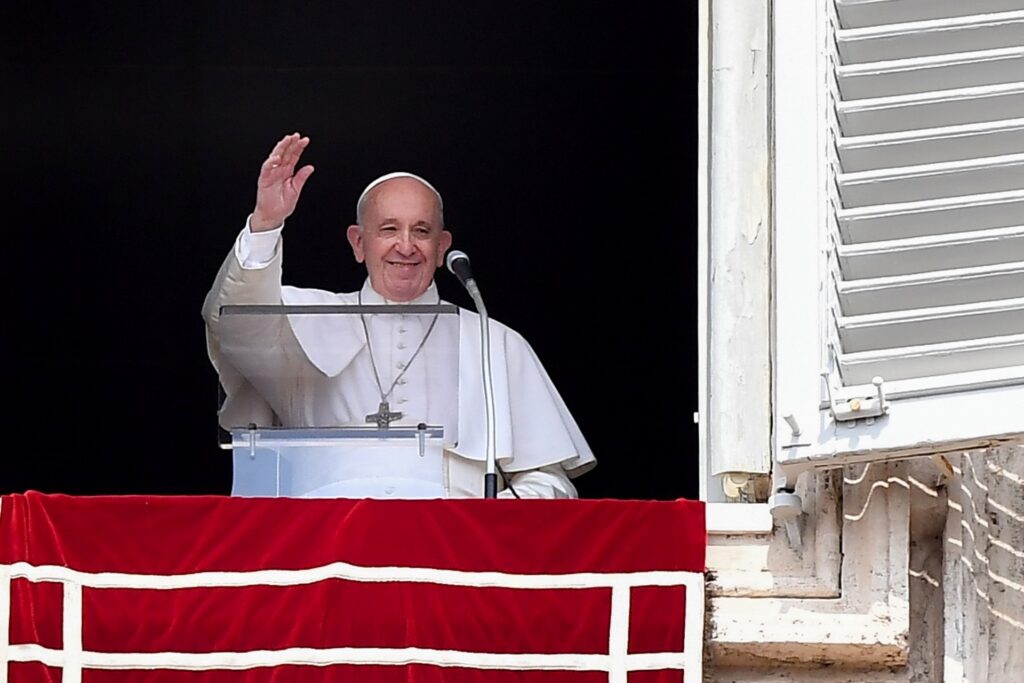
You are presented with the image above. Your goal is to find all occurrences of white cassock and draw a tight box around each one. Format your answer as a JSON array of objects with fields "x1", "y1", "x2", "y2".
[{"x1": 202, "y1": 221, "x2": 597, "y2": 499}]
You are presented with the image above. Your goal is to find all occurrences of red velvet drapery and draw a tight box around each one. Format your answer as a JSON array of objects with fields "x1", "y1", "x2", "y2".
[{"x1": 1, "y1": 494, "x2": 706, "y2": 682}]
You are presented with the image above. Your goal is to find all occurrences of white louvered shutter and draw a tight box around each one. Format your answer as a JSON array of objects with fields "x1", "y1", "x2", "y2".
[
  {"x1": 827, "y1": 0, "x2": 1024, "y2": 399},
  {"x1": 772, "y1": 0, "x2": 1024, "y2": 482}
]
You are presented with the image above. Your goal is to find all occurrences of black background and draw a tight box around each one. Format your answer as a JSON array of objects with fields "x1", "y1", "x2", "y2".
[{"x1": 3, "y1": 1, "x2": 698, "y2": 500}]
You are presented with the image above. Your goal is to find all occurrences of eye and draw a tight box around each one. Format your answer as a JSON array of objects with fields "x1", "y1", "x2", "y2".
[
  {"x1": 378, "y1": 225, "x2": 398, "y2": 234},
  {"x1": 414, "y1": 226, "x2": 431, "y2": 237}
]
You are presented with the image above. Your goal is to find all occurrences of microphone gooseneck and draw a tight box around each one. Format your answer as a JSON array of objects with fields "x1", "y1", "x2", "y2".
[{"x1": 445, "y1": 249, "x2": 498, "y2": 498}]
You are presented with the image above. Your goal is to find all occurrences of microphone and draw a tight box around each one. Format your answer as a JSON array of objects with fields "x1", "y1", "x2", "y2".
[
  {"x1": 444, "y1": 249, "x2": 499, "y2": 499},
  {"x1": 445, "y1": 250, "x2": 475, "y2": 288}
]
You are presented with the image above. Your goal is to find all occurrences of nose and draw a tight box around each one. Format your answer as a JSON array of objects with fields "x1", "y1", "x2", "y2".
[{"x1": 394, "y1": 230, "x2": 416, "y2": 255}]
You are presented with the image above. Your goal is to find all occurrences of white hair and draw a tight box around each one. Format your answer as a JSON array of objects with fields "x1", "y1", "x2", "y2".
[{"x1": 355, "y1": 171, "x2": 444, "y2": 227}]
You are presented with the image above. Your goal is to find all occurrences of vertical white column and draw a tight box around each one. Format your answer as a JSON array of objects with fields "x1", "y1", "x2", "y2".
[
  {"x1": 607, "y1": 583, "x2": 630, "y2": 683},
  {"x1": 61, "y1": 582, "x2": 82, "y2": 683},
  {"x1": 682, "y1": 575, "x2": 705, "y2": 681}
]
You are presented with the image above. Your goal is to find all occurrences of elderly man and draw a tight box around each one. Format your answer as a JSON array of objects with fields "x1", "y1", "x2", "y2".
[{"x1": 204, "y1": 133, "x2": 595, "y2": 499}]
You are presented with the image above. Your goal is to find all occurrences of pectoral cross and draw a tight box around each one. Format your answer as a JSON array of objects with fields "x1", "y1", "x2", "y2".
[{"x1": 366, "y1": 401, "x2": 403, "y2": 429}]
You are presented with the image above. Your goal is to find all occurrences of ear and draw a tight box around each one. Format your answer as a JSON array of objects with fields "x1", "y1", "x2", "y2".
[
  {"x1": 346, "y1": 224, "x2": 365, "y2": 263},
  {"x1": 436, "y1": 229, "x2": 453, "y2": 267}
]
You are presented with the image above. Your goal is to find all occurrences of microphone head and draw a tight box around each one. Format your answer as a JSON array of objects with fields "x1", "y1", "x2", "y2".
[{"x1": 446, "y1": 250, "x2": 469, "y2": 274}]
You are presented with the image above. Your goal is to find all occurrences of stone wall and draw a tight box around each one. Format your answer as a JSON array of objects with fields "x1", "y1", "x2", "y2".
[{"x1": 943, "y1": 446, "x2": 1023, "y2": 682}]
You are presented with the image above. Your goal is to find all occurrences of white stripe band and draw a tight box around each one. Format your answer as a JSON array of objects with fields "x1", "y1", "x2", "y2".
[
  {"x1": 4, "y1": 562, "x2": 703, "y2": 592},
  {"x1": 6, "y1": 644, "x2": 688, "y2": 672},
  {"x1": 3, "y1": 562, "x2": 704, "y2": 677}
]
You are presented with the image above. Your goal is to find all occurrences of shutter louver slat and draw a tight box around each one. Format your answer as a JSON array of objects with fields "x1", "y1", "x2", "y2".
[
  {"x1": 837, "y1": 226, "x2": 1024, "y2": 279},
  {"x1": 829, "y1": 1, "x2": 1024, "y2": 396},
  {"x1": 837, "y1": 47, "x2": 1024, "y2": 100},
  {"x1": 837, "y1": 334, "x2": 1024, "y2": 385},
  {"x1": 837, "y1": 82, "x2": 1024, "y2": 136},
  {"x1": 838, "y1": 297, "x2": 1024, "y2": 352},
  {"x1": 838, "y1": 262, "x2": 1024, "y2": 315},
  {"x1": 837, "y1": 11, "x2": 1024, "y2": 64},
  {"x1": 838, "y1": 118, "x2": 1024, "y2": 172},
  {"x1": 836, "y1": 0, "x2": 1024, "y2": 30},
  {"x1": 837, "y1": 153, "x2": 1024, "y2": 208},
  {"x1": 837, "y1": 189, "x2": 1024, "y2": 242}
]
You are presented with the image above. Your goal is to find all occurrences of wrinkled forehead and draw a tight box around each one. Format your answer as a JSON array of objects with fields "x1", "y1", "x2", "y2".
[{"x1": 356, "y1": 172, "x2": 444, "y2": 223}]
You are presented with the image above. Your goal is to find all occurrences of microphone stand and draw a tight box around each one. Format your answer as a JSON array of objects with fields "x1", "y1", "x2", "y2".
[{"x1": 463, "y1": 277, "x2": 499, "y2": 498}]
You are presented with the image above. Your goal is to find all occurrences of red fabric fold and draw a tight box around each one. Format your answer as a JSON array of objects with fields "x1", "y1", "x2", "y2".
[{"x1": 1, "y1": 493, "x2": 705, "y2": 683}]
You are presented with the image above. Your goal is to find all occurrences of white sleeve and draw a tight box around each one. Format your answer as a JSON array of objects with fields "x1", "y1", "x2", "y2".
[
  {"x1": 203, "y1": 217, "x2": 301, "y2": 429},
  {"x1": 236, "y1": 215, "x2": 284, "y2": 269},
  {"x1": 498, "y1": 465, "x2": 578, "y2": 499}
]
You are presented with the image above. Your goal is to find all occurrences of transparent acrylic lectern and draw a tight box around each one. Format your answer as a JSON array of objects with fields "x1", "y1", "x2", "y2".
[{"x1": 216, "y1": 301, "x2": 460, "y2": 499}]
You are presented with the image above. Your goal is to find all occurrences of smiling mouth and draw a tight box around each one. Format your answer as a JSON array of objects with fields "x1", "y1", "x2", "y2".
[{"x1": 386, "y1": 260, "x2": 421, "y2": 267}]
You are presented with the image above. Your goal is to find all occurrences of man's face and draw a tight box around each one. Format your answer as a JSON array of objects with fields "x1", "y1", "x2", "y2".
[{"x1": 347, "y1": 177, "x2": 452, "y2": 302}]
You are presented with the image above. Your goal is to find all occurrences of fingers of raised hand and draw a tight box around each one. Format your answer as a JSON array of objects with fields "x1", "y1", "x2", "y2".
[
  {"x1": 280, "y1": 133, "x2": 310, "y2": 169},
  {"x1": 257, "y1": 155, "x2": 286, "y2": 188},
  {"x1": 291, "y1": 164, "x2": 315, "y2": 194},
  {"x1": 266, "y1": 133, "x2": 294, "y2": 164},
  {"x1": 261, "y1": 154, "x2": 283, "y2": 173},
  {"x1": 261, "y1": 133, "x2": 308, "y2": 177}
]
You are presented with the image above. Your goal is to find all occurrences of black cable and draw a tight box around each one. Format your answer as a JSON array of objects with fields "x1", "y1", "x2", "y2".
[{"x1": 497, "y1": 465, "x2": 521, "y2": 499}]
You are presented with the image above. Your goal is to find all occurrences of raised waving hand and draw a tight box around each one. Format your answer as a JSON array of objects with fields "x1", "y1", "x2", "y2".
[{"x1": 250, "y1": 133, "x2": 315, "y2": 232}]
